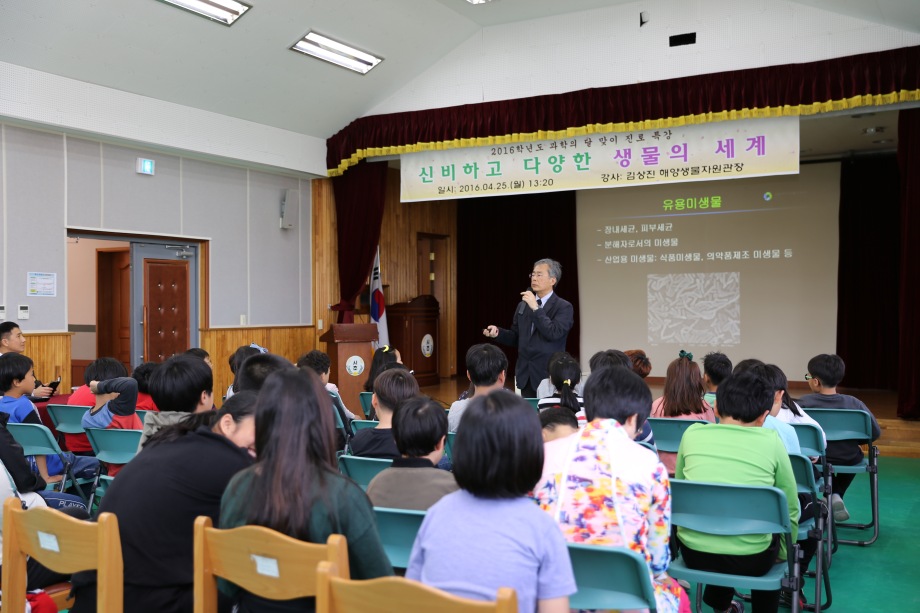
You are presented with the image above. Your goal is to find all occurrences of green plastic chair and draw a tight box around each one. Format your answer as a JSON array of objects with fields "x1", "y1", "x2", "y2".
[
  {"x1": 359, "y1": 392, "x2": 375, "y2": 419},
  {"x1": 523, "y1": 397, "x2": 539, "y2": 411},
  {"x1": 802, "y1": 408, "x2": 880, "y2": 546},
  {"x1": 6, "y1": 423, "x2": 95, "y2": 505},
  {"x1": 444, "y1": 431, "x2": 456, "y2": 463},
  {"x1": 566, "y1": 543, "x2": 658, "y2": 611},
  {"x1": 350, "y1": 420, "x2": 378, "y2": 436},
  {"x1": 373, "y1": 507, "x2": 426, "y2": 569},
  {"x1": 135, "y1": 410, "x2": 149, "y2": 425},
  {"x1": 46, "y1": 404, "x2": 91, "y2": 434},
  {"x1": 646, "y1": 418, "x2": 708, "y2": 454},
  {"x1": 337, "y1": 456, "x2": 393, "y2": 490},
  {"x1": 85, "y1": 428, "x2": 144, "y2": 504},
  {"x1": 668, "y1": 479, "x2": 802, "y2": 613},
  {"x1": 789, "y1": 453, "x2": 832, "y2": 612}
]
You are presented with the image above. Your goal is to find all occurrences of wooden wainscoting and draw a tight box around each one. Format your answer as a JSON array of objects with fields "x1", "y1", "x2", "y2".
[
  {"x1": 200, "y1": 326, "x2": 317, "y2": 401},
  {"x1": 24, "y1": 333, "x2": 73, "y2": 393}
]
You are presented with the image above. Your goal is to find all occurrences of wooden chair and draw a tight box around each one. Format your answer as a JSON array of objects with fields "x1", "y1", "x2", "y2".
[
  {"x1": 668, "y1": 480, "x2": 802, "y2": 613},
  {"x1": 1, "y1": 497, "x2": 123, "y2": 612},
  {"x1": 315, "y1": 561, "x2": 517, "y2": 613},
  {"x1": 567, "y1": 543, "x2": 658, "y2": 611},
  {"x1": 193, "y1": 516, "x2": 349, "y2": 613}
]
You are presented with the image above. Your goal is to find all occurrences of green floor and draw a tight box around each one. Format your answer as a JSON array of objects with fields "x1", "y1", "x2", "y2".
[{"x1": 685, "y1": 456, "x2": 920, "y2": 611}]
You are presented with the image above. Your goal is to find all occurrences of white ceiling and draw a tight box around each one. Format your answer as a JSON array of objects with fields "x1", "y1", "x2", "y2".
[{"x1": 0, "y1": 0, "x2": 916, "y2": 154}]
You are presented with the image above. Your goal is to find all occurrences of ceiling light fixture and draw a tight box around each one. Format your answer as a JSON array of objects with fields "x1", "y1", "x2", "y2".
[
  {"x1": 157, "y1": 0, "x2": 250, "y2": 26},
  {"x1": 466, "y1": 0, "x2": 494, "y2": 4},
  {"x1": 291, "y1": 32, "x2": 382, "y2": 74}
]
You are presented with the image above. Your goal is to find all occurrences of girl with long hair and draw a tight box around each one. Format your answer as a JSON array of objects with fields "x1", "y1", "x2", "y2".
[
  {"x1": 363, "y1": 345, "x2": 402, "y2": 392},
  {"x1": 536, "y1": 357, "x2": 585, "y2": 425},
  {"x1": 220, "y1": 368, "x2": 392, "y2": 611}
]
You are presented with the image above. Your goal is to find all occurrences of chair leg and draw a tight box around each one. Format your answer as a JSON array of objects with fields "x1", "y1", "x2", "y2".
[
  {"x1": 836, "y1": 447, "x2": 880, "y2": 547},
  {"x1": 694, "y1": 583, "x2": 704, "y2": 613}
]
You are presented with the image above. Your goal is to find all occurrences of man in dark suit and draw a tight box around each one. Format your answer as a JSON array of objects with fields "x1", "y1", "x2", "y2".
[{"x1": 483, "y1": 258, "x2": 574, "y2": 398}]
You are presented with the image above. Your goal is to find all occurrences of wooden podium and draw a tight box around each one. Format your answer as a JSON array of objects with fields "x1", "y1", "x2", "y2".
[
  {"x1": 319, "y1": 323, "x2": 378, "y2": 412},
  {"x1": 387, "y1": 295, "x2": 440, "y2": 387}
]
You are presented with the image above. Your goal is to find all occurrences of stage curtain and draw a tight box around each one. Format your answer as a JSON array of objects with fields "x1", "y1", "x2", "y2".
[
  {"x1": 327, "y1": 46, "x2": 920, "y2": 175},
  {"x1": 836, "y1": 156, "x2": 900, "y2": 390},
  {"x1": 331, "y1": 161, "x2": 388, "y2": 323},
  {"x1": 898, "y1": 109, "x2": 920, "y2": 419},
  {"x1": 456, "y1": 191, "x2": 580, "y2": 387}
]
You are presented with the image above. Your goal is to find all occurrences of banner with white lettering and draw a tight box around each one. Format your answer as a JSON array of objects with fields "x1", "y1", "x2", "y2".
[{"x1": 400, "y1": 117, "x2": 799, "y2": 202}]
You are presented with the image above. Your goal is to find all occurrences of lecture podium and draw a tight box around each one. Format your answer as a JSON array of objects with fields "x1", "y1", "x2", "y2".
[{"x1": 319, "y1": 323, "x2": 378, "y2": 412}]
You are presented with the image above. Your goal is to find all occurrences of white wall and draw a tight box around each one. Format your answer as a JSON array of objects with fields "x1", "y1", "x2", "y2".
[
  {"x1": 0, "y1": 123, "x2": 313, "y2": 332},
  {"x1": 369, "y1": 0, "x2": 920, "y2": 116}
]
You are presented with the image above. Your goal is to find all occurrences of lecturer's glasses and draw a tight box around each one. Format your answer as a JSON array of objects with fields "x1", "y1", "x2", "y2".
[{"x1": 528, "y1": 272, "x2": 546, "y2": 279}]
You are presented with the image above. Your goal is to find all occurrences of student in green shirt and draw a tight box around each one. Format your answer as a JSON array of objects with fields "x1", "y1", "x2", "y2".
[{"x1": 675, "y1": 370, "x2": 798, "y2": 613}]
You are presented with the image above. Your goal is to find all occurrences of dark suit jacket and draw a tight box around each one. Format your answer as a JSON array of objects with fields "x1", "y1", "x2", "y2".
[{"x1": 495, "y1": 293, "x2": 574, "y2": 391}]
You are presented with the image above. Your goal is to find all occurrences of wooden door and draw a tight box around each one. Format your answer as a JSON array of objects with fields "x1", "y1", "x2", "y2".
[
  {"x1": 97, "y1": 249, "x2": 131, "y2": 371},
  {"x1": 417, "y1": 234, "x2": 450, "y2": 378},
  {"x1": 143, "y1": 259, "x2": 191, "y2": 362}
]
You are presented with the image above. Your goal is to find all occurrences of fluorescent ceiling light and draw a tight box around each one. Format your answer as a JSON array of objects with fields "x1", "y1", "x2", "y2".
[
  {"x1": 158, "y1": 0, "x2": 251, "y2": 26},
  {"x1": 291, "y1": 32, "x2": 382, "y2": 75}
]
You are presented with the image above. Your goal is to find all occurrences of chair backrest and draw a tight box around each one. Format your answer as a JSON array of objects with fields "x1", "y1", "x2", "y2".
[
  {"x1": 788, "y1": 453, "x2": 820, "y2": 498},
  {"x1": 46, "y1": 404, "x2": 91, "y2": 434},
  {"x1": 444, "y1": 431, "x2": 457, "y2": 463},
  {"x1": 566, "y1": 543, "x2": 658, "y2": 612},
  {"x1": 359, "y1": 392, "x2": 375, "y2": 419},
  {"x1": 351, "y1": 419, "x2": 378, "y2": 435},
  {"x1": 337, "y1": 456, "x2": 393, "y2": 490},
  {"x1": 1, "y1": 497, "x2": 123, "y2": 612},
  {"x1": 6, "y1": 422, "x2": 65, "y2": 456},
  {"x1": 523, "y1": 397, "x2": 539, "y2": 411},
  {"x1": 670, "y1": 480, "x2": 793, "y2": 537},
  {"x1": 790, "y1": 423, "x2": 826, "y2": 458},
  {"x1": 646, "y1": 418, "x2": 706, "y2": 453},
  {"x1": 316, "y1": 561, "x2": 517, "y2": 613},
  {"x1": 193, "y1": 515, "x2": 349, "y2": 613},
  {"x1": 136, "y1": 409, "x2": 149, "y2": 424},
  {"x1": 373, "y1": 507, "x2": 426, "y2": 568},
  {"x1": 85, "y1": 428, "x2": 144, "y2": 465},
  {"x1": 801, "y1": 408, "x2": 873, "y2": 442}
]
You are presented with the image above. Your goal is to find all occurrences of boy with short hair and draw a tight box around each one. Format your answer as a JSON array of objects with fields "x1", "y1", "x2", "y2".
[
  {"x1": 349, "y1": 367, "x2": 419, "y2": 459},
  {"x1": 701, "y1": 351, "x2": 733, "y2": 408},
  {"x1": 297, "y1": 349, "x2": 357, "y2": 420},
  {"x1": 0, "y1": 322, "x2": 54, "y2": 398},
  {"x1": 367, "y1": 395, "x2": 458, "y2": 510},
  {"x1": 81, "y1": 375, "x2": 141, "y2": 477},
  {"x1": 0, "y1": 353, "x2": 99, "y2": 484},
  {"x1": 138, "y1": 354, "x2": 218, "y2": 448},
  {"x1": 797, "y1": 353, "x2": 880, "y2": 522},
  {"x1": 447, "y1": 344, "x2": 507, "y2": 433},
  {"x1": 675, "y1": 371, "x2": 799, "y2": 613}
]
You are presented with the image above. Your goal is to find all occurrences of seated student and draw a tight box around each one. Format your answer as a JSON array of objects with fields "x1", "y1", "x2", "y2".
[
  {"x1": 737, "y1": 363, "x2": 801, "y2": 455},
  {"x1": 348, "y1": 367, "x2": 419, "y2": 459},
  {"x1": 625, "y1": 348, "x2": 653, "y2": 379},
  {"x1": 131, "y1": 362, "x2": 159, "y2": 412},
  {"x1": 764, "y1": 363, "x2": 825, "y2": 445},
  {"x1": 407, "y1": 391, "x2": 576, "y2": 613},
  {"x1": 220, "y1": 369, "x2": 392, "y2": 611},
  {"x1": 587, "y1": 348, "x2": 657, "y2": 450},
  {"x1": 651, "y1": 351, "x2": 716, "y2": 475},
  {"x1": 534, "y1": 366, "x2": 686, "y2": 613},
  {"x1": 224, "y1": 344, "x2": 262, "y2": 400},
  {"x1": 701, "y1": 351, "x2": 732, "y2": 408},
  {"x1": 184, "y1": 347, "x2": 213, "y2": 368},
  {"x1": 675, "y1": 371, "x2": 799, "y2": 613},
  {"x1": 137, "y1": 354, "x2": 216, "y2": 448},
  {"x1": 367, "y1": 396, "x2": 458, "y2": 510},
  {"x1": 535, "y1": 352, "x2": 584, "y2": 399},
  {"x1": 363, "y1": 344, "x2": 402, "y2": 393},
  {"x1": 536, "y1": 356, "x2": 586, "y2": 425},
  {"x1": 0, "y1": 322, "x2": 54, "y2": 400},
  {"x1": 447, "y1": 344, "x2": 508, "y2": 433},
  {"x1": 234, "y1": 352, "x2": 294, "y2": 393},
  {"x1": 539, "y1": 407, "x2": 579, "y2": 443},
  {"x1": 0, "y1": 354, "x2": 98, "y2": 485},
  {"x1": 81, "y1": 376, "x2": 141, "y2": 477},
  {"x1": 66, "y1": 357, "x2": 128, "y2": 455},
  {"x1": 69, "y1": 372, "x2": 257, "y2": 613},
  {"x1": 797, "y1": 353, "x2": 881, "y2": 523},
  {"x1": 297, "y1": 350, "x2": 357, "y2": 420}
]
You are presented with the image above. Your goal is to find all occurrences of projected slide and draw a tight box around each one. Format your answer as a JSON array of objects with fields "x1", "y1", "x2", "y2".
[{"x1": 577, "y1": 163, "x2": 840, "y2": 378}]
